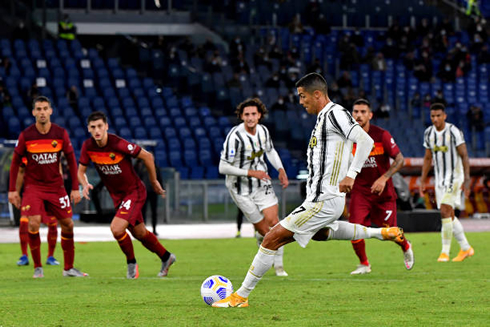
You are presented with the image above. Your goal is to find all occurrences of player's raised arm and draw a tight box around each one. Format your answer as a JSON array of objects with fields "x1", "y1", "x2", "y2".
[{"x1": 137, "y1": 148, "x2": 166, "y2": 198}]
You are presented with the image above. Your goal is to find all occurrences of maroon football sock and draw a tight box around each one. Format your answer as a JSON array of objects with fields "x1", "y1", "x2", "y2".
[
  {"x1": 28, "y1": 230, "x2": 42, "y2": 268},
  {"x1": 117, "y1": 232, "x2": 136, "y2": 263},
  {"x1": 47, "y1": 223, "x2": 58, "y2": 258},
  {"x1": 351, "y1": 239, "x2": 369, "y2": 266},
  {"x1": 61, "y1": 231, "x2": 75, "y2": 270},
  {"x1": 19, "y1": 218, "x2": 29, "y2": 256},
  {"x1": 139, "y1": 230, "x2": 167, "y2": 259}
]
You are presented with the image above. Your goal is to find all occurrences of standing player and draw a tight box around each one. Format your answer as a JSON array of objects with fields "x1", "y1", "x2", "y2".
[
  {"x1": 213, "y1": 73, "x2": 408, "y2": 308},
  {"x1": 8, "y1": 96, "x2": 87, "y2": 278},
  {"x1": 78, "y1": 111, "x2": 175, "y2": 279},
  {"x1": 348, "y1": 99, "x2": 413, "y2": 275},
  {"x1": 420, "y1": 103, "x2": 474, "y2": 262},
  {"x1": 16, "y1": 158, "x2": 59, "y2": 266},
  {"x1": 219, "y1": 98, "x2": 289, "y2": 276}
]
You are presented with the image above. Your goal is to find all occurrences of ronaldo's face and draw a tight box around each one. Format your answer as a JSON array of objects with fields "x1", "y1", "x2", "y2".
[
  {"x1": 88, "y1": 119, "x2": 109, "y2": 141},
  {"x1": 352, "y1": 104, "x2": 373, "y2": 128},
  {"x1": 241, "y1": 106, "x2": 261, "y2": 131},
  {"x1": 430, "y1": 109, "x2": 447, "y2": 130},
  {"x1": 297, "y1": 87, "x2": 317, "y2": 115},
  {"x1": 32, "y1": 101, "x2": 52, "y2": 125}
]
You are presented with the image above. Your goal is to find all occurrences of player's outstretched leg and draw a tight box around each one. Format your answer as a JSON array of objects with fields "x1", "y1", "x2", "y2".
[{"x1": 451, "y1": 217, "x2": 475, "y2": 262}]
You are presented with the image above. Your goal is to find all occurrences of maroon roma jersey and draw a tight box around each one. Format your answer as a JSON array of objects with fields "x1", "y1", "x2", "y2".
[
  {"x1": 79, "y1": 134, "x2": 144, "y2": 196},
  {"x1": 13, "y1": 123, "x2": 74, "y2": 190},
  {"x1": 352, "y1": 124, "x2": 400, "y2": 200}
]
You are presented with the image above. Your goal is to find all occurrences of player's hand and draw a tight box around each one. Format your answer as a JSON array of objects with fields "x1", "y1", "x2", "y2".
[
  {"x1": 278, "y1": 169, "x2": 289, "y2": 189},
  {"x1": 151, "y1": 180, "x2": 166, "y2": 198},
  {"x1": 419, "y1": 181, "x2": 426, "y2": 197},
  {"x1": 71, "y1": 190, "x2": 81, "y2": 205},
  {"x1": 339, "y1": 177, "x2": 355, "y2": 193},
  {"x1": 82, "y1": 183, "x2": 93, "y2": 200},
  {"x1": 248, "y1": 170, "x2": 271, "y2": 182},
  {"x1": 461, "y1": 179, "x2": 471, "y2": 198},
  {"x1": 8, "y1": 191, "x2": 21, "y2": 209},
  {"x1": 371, "y1": 176, "x2": 387, "y2": 195}
]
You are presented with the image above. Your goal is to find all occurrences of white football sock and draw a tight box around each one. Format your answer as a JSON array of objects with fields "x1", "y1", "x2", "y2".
[
  {"x1": 327, "y1": 221, "x2": 384, "y2": 241},
  {"x1": 237, "y1": 246, "x2": 276, "y2": 298},
  {"x1": 441, "y1": 218, "x2": 453, "y2": 254},
  {"x1": 452, "y1": 217, "x2": 471, "y2": 251},
  {"x1": 273, "y1": 246, "x2": 284, "y2": 268}
]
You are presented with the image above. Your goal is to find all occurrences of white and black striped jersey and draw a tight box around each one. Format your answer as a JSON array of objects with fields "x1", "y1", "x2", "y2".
[
  {"x1": 423, "y1": 123, "x2": 465, "y2": 188},
  {"x1": 221, "y1": 123, "x2": 276, "y2": 195},
  {"x1": 305, "y1": 102, "x2": 360, "y2": 202}
]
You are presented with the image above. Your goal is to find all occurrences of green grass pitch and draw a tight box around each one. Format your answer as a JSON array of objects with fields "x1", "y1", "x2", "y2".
[{"x1": 0, "y1": 232, "x2": 488, "y2": 326}]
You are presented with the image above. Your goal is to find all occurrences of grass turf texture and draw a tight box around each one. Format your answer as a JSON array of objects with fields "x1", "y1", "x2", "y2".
[{"x1": 0, "y1": 232, "x2": 488, "y2": 326}]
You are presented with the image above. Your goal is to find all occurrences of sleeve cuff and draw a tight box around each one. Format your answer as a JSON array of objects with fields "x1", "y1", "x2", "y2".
[{"x1": 346, "y1": 170, "x2": 358, "y2": 179}]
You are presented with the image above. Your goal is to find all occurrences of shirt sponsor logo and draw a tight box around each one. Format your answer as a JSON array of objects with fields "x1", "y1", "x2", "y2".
[
  {"x1": 309, "y1": 136, "x2": 317, "y2": 148},
  {"x1": 363, "y1": 156, "x2": 378, "y2": 168},
  {"x1": 98, "y1": 164, "x2": 122, "y2": 175},
  {"x1": 247, "y1": 149, "x2": 264, "y2": 161},
  {"x1": 433, "y1": 145, "x2": 448, "y2": 152},
  {"x1": 31, "y1": 152, "x2": 58, "y2": 164}
]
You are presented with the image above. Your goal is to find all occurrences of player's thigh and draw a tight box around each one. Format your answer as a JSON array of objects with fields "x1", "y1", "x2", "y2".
[
  {"x1": 43, "y1": 188, "x2": 73, "y2": 220},
  {"x1": 20, "y1": 187, "x2": 45, "y2": 217},
  {"x1": 435, "y1": 182, "x2": 461, "y2": 210},
  {"x1": 229, "y1": 190, "x2": 263, "y2": 224},
  {"x1": 114, "y1": 191, "x2": 146, "y2": 227},
  {"x1": 371, "y1": 200, "x2": 397, "y2": 227},
  {"x1": 348, "y1": 192, "x2": 372, "y2": 225}
]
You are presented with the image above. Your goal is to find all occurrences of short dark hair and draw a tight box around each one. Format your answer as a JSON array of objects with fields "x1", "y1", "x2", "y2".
[
  {"x1": 353, "y1": 98, "x2": 371, "y2": 108},
  {"x1": 32, "y1": 95, "x2": 51, "y2": 109},
  {"x1": 235, "y1": 98, "x2": 268, "y2": 123},
  {"x1": 430, "y1": 103, "x2": 446, "y2": 112},
  {"x1": 295, "y1": 72, "x2": 328, "y2": 94},
  {"x1": 87, "y1": 111, "x2": 107, "y2": 124}
]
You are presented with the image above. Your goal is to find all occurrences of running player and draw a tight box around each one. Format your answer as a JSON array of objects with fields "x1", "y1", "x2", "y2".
[
  {"x1": 78, "y1": 111, "x2": 175, "y2": 279},
  {"x1": 420, "y1": 103, "x2": 474, "y2": 262},
  {"x1": 219, "y1": 98, "x2": 289, "y2": 276},
  {"x1": 348, "y1": 98, "x2": 413, "y2": 274},
  {"x1": 213, "y1": 73, "x2": 409, "y2": 308},
  {"x1": 8, "y1": 96, "x2": 87, "y2": 278}
]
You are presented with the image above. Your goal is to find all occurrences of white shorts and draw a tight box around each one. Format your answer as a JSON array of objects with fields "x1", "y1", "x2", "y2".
[
  {"x1": 280, "y1": 196, "x2": 345, "y2": 248},
  {"x1": 435, "y1": 181, "x2": 464, "y2": 210},
  {"x1": 228, "y1": 184, "x2": 278, "y2": 224}
]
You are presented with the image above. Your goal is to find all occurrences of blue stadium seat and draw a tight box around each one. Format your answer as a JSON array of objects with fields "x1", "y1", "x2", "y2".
[
  {"x1": 205, "y1": 165, "x2": 219, "y2": 179},
  {"x1": 189, "y1": 166, "x2": 204, "y2": 180},
  {"x1": 167, "y1": 137, "x2": 181, "y2": 151},
  {"x1": 169, "y1": 150, "x2": 183, "y2": 167}
]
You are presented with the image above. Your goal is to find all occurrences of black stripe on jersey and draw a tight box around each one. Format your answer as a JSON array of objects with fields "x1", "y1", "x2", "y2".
[
  {"x1": 441, "y1": 129, "x2": 447, "y2": 187},
  {"x1": 224, "y1": 126, "x2": 239, "y2": 161},
  {"x1": 328, "y1": 109, "x2": 344, "y2": 137},
  {"x1": 424, "y1": 126, "x2": 432, "y2": 148},
  {"x1": 341, "y1": 108, "x2": 357, "y2": 125},
  {"x1": 449, "y1": 128, "x2": 457, "y2": 186},
  {"x1": 431, "y1": 128, "x2": 440, "y2": 184},
  {"x1": 236, "y1": 136, "x2": 245, "y2": 195},
  {"x1": 257, "y1": 126, "x2": 269, "y2": 172},
  {"x1": 247, "y1": 135, "x2": 259, "y2": 190},
  {"x1": 314, "y1": 112, "x2": 328, "y2": 202},
  {"x1": 308, "y1": 121, "x2": 320, "y2": 189},
  {"x1": 261, "y1": 125, "x2": 273, "y2": 150}
]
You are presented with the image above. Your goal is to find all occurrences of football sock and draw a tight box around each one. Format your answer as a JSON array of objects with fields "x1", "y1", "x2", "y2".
[
  {"x1": 441, "y1": 218, "x2": 453, "y2": 255},
  {"x1": 327, "y1": 221, "x2": 383, "y2": 240},
  {"x1": 47, "y1": 223, "x2": 58, "y2": 258},
  {"x1": 19, "y1": 218, "x2": 29, "y2": 256},
  {"x1": 351, "y1": 239, "x2": 369, "y2": 266},
  {"x1": 61, "y1": 231, "x2": 75, "y2": 270},
  {"x1": 237, "y1": 246, "x2": 276, "y2": 298},
  {"x1": 117, "y1": 232, "x2": 136, "y2": 263},
  {"x1": 273, "y1": 246, "x2": 284, "y2": 268},
  {"x1": 395, "y1": 235, "x2": 410, "y2": 251},
  {"x1": 28, "y1": 230, "x2": 42, "y2": 268},
  {"x1": 452, "y1": 217, "x2": 471, "y2": 251},
  {"x1": 139, "y1": 230, "x2": 167, "y2": 258}
]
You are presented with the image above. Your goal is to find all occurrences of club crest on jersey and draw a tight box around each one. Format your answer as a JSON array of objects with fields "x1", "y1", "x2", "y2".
[
  {"x1": 309, "y1": 136, "x2": 317, "y2": 148},
  {"x1": 109, "y1": 153, "x2": 116, "y2": 160},
  {"x1": 51, "y1": 140, "x2": 58, "y2": 148}
]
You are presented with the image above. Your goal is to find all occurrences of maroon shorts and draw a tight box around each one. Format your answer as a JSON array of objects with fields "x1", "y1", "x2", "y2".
[
  {"x1": 42, "y1": 209, "x2": 57, "y2": 225},
  {"x1": 112, "y1": 188, "x2": 146, "y2": 227},
  {"x1": 21, "y1": 185, "x2": 73, "y2": 220},
  {"x1": 348, "y1": 191, "x2": 397, "y2": 227}
]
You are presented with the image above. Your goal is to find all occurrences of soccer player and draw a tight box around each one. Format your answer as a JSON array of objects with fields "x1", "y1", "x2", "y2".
[
  {"x1": 78, "y1": 111, "x2": 175, "y2": 279},
  {"x1": 8, "y1": 95, "x2": 87, "y2": 278},
  {"x1": 219, "y1": 98, "x2": 289, "y2": 276},
  {"x1": 213, "y1": 73, "x2": 408, "y2": 308},
  {"x1": 420, "y1": 103, "x2": 474, "y2": 262},
  {"x1": 348, "y1": 98, "x2": 414, "y2": 275},
  {"x1": 16, "y1": 158, "x2": 60, "y2": 266}
]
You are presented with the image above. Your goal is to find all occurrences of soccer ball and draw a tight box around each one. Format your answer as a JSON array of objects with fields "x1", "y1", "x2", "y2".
[{"x1": 200, "y1": 275, "x2": 234, "y2": 305}]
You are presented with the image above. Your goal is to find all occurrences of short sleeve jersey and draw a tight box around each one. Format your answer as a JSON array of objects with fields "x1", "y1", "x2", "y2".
[
  {"x1": 352, "y1": 124, "x2": 400, "y2": 200},
  {"x1": 220, "y1": 123, "x2": 274, "y2": 195},
  {"x1": 79, "y1": 134, "x2": 143, "y2": 196},
  {"x1": 423, "y1": 123, "x2": 465, "y2": 188},
  {"x1": 14, "y1": 123, "x2": 73, "y2": 190},
  {"x1": 306, "y1": 102, "x2": 360, "y2": 202}
]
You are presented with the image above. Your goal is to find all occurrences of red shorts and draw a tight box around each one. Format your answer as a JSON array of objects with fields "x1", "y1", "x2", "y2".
[
  {"x1": 21, "y1": 185, "x2": 73, "y2": 220},
  {"x1": 348, "y1": 191, "x2": 397, "y2": 227},
  {"x1": 111, "y1": 188, "x2": 146, "y2": 227}
]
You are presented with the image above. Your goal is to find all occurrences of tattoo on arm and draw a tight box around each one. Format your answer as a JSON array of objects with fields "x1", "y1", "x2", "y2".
[{"x1": 384, "y1": 153, "x2": 404, "y2": 179}]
